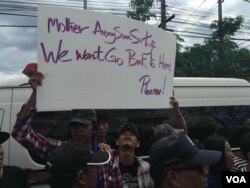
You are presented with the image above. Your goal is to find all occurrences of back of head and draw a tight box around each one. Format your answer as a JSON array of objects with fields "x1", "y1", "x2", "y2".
[
  {"x1": 230, "y1": 125, "x2": 250, "y2": 147},
  {"x1": 150, "y1": 132, "x2": 221, "y2": 187},
  {"x1": 194, "y1": 121, "x2": 217, "y2": 142},
  {"x1": 203, "y1": 135, "x2": 227, "y2": 172},
  {"x1": 46, "y1": 141, "x2": 90, "y2": 188},
  {"x1": 46, "y1": 141, "x2": 110, "y2": 188},
  {"x1": 203, "y1": 135, "x2": 226, "y2": 152},
  {"x1": 240, "y1": 132, "x2": 250, "y2": 160},
  {"x1": 153, "y1": 124, "x2": 176, "y2": 141}
]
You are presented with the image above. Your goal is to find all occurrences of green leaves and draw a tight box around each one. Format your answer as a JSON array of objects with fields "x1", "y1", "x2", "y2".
[
  {"x1": 175, "y1": 16, "x2": 250, "y2": 82},
  {"x1": 127, "y1": 0, "x2": 155, "y2": 22}
]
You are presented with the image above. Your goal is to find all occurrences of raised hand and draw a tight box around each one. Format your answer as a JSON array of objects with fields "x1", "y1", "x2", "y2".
[{"x1": 29, "y1": 71, "x2": 44, "y2": 91}]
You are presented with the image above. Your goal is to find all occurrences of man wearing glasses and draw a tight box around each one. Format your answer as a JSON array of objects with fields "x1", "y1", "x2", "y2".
[{"x1": 150, "y1": 132, "x2": 221, "y2": 188}]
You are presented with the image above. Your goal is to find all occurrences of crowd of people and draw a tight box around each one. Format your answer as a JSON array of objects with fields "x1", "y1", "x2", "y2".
[{"x1": 0, "y1": 70, "x2": 249, "y2": 188}]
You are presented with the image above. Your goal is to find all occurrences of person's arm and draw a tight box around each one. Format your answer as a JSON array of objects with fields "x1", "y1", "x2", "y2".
[
  {"x1": 12, "y1": 114, "x2": 62, "y2": 163},
  {"x1": 15, "y1": 71, "x2": 43, "y2": 125},
  {"x1": 169, "y1": 91, "x2": 188, "y2": 133},
  {"x1": 11, "y1": 71, "x2": 61, "y2": 163},
  {"x1": 12, "y1": 71, "x2": 43, "y2": 139}
]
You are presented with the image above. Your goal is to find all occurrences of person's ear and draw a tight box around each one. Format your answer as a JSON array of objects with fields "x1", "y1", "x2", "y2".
[
  {"x1": 166, "y1": 170, "x2": 180, "y2": 187},
  {"x1": 76, "y1": 170, "x2": 87, "y2": 186},
  {"x1": 116, "y1": 139, "x2": 119, "y2": 146}
]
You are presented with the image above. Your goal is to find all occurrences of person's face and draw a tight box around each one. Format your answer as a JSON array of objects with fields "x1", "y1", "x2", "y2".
[
  {"x1": 166, "y1": 165, "x2": 209, "y2": 188},
  {"x1": 0, "y1": 145, "x2": 4, "y2": 169},
  {"x1": 116, "y1": 130, "x2": 139, "y2": 148},
  {"x1": 70, "y1": 122, "x2": 94, "y2": 143},
  {"x1": 224, "y1": 141, "x2": 234, "y2": 169},
  {"x1": 96, "y1": 120, "x2": 108, "y2": 138}
]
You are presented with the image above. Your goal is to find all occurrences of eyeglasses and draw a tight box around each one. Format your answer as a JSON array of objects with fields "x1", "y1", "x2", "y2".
[{"x1": 164, "y1": 165, "x2": 207, "y2": 175}]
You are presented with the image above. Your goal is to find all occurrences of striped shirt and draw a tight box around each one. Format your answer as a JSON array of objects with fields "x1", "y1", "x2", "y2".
[{"x1": 231, "y1": 155, "x2": 247, "y2": 172}]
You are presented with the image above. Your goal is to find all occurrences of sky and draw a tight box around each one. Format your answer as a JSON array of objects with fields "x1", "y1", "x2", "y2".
[{"x1": 0, "y1": 0, "x2": 250, "y2": 80}]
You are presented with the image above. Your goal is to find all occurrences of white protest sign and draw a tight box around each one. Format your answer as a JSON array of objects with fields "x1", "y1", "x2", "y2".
[{"x1": 37, "y1": 5, "x2": 176, "y2": 111}]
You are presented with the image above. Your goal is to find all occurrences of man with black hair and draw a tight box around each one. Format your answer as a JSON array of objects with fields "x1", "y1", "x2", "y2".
[
  {"x1": 95, "y1": 110, "x2": 116, "y2": 149},
  {"x1": 0, "y1": 131, "x2": 29, "y2": 188}
]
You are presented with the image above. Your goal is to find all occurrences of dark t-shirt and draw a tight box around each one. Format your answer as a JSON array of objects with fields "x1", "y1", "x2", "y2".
[
  {"x1": 0, "y1": 166, "x2": 29, "y2": 188},
  {"x1": 119, "y1": 160, "x2": 139, "y2": 188}
]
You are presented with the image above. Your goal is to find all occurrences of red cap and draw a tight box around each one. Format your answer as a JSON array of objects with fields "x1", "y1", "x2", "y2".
[{"x1": 22, "y1": 63, "x2": 37, "y2": 77}]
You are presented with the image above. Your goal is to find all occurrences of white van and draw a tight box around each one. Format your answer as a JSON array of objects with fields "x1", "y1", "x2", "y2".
[{"x1": 1, "y1": 76, "x2": 250, "y2": 187}]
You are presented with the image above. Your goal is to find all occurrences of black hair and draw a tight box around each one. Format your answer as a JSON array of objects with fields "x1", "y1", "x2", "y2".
[
  {"x1": 203, "y1": 135, "x2": 228, "y2": 187},
  {"x1": 92, "y1": 121, "x2": 98, "y2": 131},
  {"x1": 230, "y1": 125, "x2": 250, "y2": 147},
  {"x1": 150, "y1": 164, "x2": 165, "y2": 188},
  {"x1": 193, "y1": 121, "x2": 217, "y2": 142},
  {"x1": 240, "y1": 132, "x2": 250, "y2": 160},
  {"x1": 193, "y1": 139, "x2": 205, "y2": 149},
  {"x1": 96, "y1": 110, "x2": 109, "y2": 123},
  {"x1": 49, "y1": 171, "x2": 76, "y2": 188},
  {"x1": 48, "y1": 165, "x2": 92, "y2": 188},
  {"x1": 203, "y1": 135, "x2": 227, "y2": 169}
]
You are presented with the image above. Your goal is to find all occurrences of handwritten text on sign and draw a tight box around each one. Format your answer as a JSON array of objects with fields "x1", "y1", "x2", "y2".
[{"x1": 37, "y1": 6, "x2": 176, "y2": 111}]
